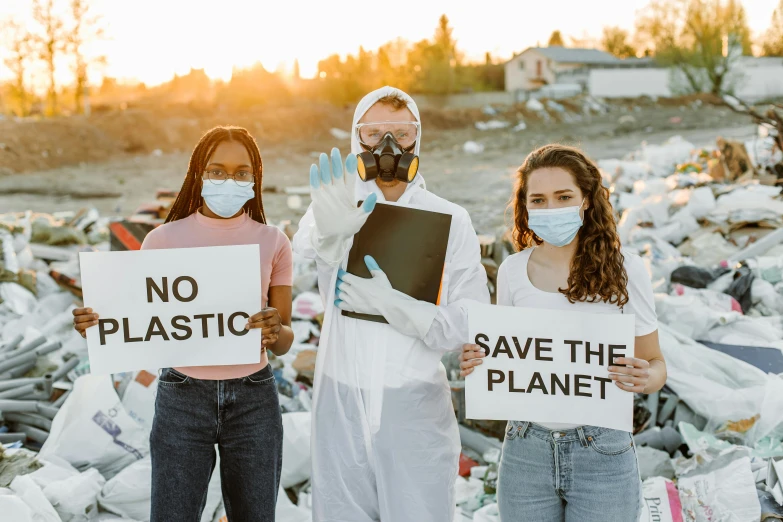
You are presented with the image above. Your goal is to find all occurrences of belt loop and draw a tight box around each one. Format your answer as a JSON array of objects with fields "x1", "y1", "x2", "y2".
[
  {"x1": 518, "y1": 421, "x2": 530, "y2": 438},
  {"x1": 577, "y1": 426, "x2": 589, "y2": 447}
]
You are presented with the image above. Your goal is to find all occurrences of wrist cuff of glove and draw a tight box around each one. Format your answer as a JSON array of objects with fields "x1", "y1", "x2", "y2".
[{"x1": 311, "y1": 227, "x2": 352, "y2": 267}]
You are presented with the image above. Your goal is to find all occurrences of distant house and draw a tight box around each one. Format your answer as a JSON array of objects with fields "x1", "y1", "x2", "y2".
[{"x1": 504, "y1": 46, "x2": 651, "y2": 97}]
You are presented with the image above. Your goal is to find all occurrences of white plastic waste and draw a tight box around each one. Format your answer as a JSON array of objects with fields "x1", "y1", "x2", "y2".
[
  {"x1": 39, "y1": 375, "x2": 149, "y2": 480},
  {"x1": 474, "y1": 120, "x2": 509, "y2": 131},
  {"x1": 43, "y1": 467, "x2": 106, "y2": 522},
  {"x1": 463, "y1": 141, "x2": 485, "y2": 154},
  {"x1": 685, "y1": 186, "x2": 717, "y2": 219},
  {"x1": 97, "y1": 457, "x2": 151, "y2": 520},
  {"x1": 659, "y1": 325, "x2": 783, "y2": 443},
  {"x1": 640, "y1": 477, "x2": 683, "y2": 522},
  {"x1": 98, "y1": 453, "x2": 222, "y2": 522},
  {"x1": 281, "y1": 412, "x2": 311, "y2": 488},
  {"x1": 291, "y1": 291, "x2": 324, "y2": 321},
  {"x1": 9, "y1": 474, "x2": 61, "y2": 522},
  {"x1": 120, "y1": 371, "x2": 159, "y2": 435},
  {"x1": 677, "y1": 448, "x2": 761, "y2": 522}
]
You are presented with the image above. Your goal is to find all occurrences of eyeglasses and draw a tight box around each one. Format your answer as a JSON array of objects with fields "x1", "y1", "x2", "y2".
[
  {"x1": 203, "y1": 168, "x2": 255, "y2": 187},
  {"x1": 356, "y1": 121, "x2": 419, "y2": 148}
]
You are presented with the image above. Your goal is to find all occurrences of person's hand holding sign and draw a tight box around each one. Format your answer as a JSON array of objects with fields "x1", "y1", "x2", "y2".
[
  {"x1": 73, "y1": 307, "x2": 99, "y2": 338},
  {"x1": 246, "y1": 308, "x2": 283, "y2": 351},
  {"x1": 459, "y1": 343, "x2": 485, "y2": 377},
  {"x1": 608, "y1": 357, "x2": 651, "y2": 393}
]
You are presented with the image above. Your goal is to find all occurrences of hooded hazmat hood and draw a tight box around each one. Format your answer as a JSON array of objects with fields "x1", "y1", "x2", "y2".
[{"x1": 351, "y1": 86, "x2": 425, "y2": 200}]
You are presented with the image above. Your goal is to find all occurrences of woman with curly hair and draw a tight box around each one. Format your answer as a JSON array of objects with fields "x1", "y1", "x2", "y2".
[{"x1": 459, "y1": 144, "x2": 666, "y2": 521}]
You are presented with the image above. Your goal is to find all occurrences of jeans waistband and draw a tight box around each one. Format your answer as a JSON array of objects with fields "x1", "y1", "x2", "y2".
[{"x1": 508, "y1": 421, "x2": 619, "y2": 445}]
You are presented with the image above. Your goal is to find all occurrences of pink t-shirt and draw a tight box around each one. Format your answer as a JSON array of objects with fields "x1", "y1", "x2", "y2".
[{"x1": 140, "y1": 210, "x2": 293, "y2": 380}]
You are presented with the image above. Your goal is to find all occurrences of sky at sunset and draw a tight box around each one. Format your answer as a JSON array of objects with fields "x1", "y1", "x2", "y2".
[{"x1": 1, "y1": 0, "x2": 780, "y2": 86}]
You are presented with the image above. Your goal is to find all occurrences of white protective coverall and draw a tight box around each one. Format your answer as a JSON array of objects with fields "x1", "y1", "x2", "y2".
[{"x1": 293, "y1": 86, "x2": 490, "y2": 522}]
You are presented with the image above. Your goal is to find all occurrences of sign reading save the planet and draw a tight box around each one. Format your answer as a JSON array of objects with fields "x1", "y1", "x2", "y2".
[
  {"x1": 466, "y1": 303, "x2": 636, "y2": 432},
  {"x1": 79, "y1": 245, "x2": 261, "y2": 374}
]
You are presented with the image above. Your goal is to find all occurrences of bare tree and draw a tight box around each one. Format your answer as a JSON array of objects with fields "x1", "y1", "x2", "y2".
[
  {"x1": 67, "y1": 0, "x2": 106, "y2": 115},
  {"x1": 1, "y1": 18, "x2": 34, "y2": 116},
  {"x1": 31, "y1": 0, "x2": 68, "y2": 115}
]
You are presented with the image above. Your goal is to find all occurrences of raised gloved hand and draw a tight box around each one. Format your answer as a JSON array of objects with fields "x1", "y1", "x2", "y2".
[
  {"x1": 309, "y1": 147, "x2": 377, "y2": 265},
  {"x1": 335, "y1": 255, "x2": 438, "y2": 340}
]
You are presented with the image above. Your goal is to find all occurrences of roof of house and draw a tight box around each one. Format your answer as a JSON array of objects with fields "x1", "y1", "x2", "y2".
[{"x1": 509, "y1": 47, "x2": 622, "y2": 65}]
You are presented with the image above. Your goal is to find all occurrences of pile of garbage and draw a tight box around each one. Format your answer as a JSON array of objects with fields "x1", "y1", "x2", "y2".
[{"x1": 1, "y1": 124, "x2": 783, "y2": 520}]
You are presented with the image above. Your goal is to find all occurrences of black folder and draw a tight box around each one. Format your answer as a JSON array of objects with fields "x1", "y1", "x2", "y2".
[{"x1": 341, "y1": 202, "x2": 452, "y2": 324}]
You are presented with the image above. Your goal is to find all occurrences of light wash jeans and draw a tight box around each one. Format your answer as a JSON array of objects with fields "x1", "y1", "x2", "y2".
[{"x1": 498, "y1": 421, "x2": 641, "y2": 522}]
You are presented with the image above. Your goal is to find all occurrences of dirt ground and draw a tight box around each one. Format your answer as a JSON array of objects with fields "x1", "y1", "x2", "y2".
[{"x1": 0, "y1": 100, "x2": 759, "y2": 236}]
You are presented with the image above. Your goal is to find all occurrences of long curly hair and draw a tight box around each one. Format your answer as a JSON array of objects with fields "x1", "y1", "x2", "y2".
[
  {"x1": 510, "y1": 144, "x2": 628, "y2": 307},
  {"x1": 165, "y1": 126, "x2": 266, "y2": 224}
]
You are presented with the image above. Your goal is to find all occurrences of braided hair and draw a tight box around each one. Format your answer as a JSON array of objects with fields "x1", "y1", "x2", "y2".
[{"x1": 165, "y1": 126, "x2": 266, "y2": 224}]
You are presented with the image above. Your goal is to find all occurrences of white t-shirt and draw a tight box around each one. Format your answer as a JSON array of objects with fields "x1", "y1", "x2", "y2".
[{"x1": 497, "y1": 247, "x2": 658, "y2": 430}]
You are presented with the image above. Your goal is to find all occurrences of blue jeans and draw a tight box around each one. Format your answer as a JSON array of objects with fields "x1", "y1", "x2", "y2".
[
  {"x1": 150, "y1": 365, "x2": 283, "y2": 522},
  {"x1": 498, "y1": 421, "x2": 641, "y2": 522}
]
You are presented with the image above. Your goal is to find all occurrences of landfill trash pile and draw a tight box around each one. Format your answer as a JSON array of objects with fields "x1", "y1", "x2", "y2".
[{"x1": 1, "y1": 110, "x2": 783, "y2": 521}]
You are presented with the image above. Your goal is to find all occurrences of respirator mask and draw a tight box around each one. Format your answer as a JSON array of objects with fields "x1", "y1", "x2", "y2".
[{"x1": 355, "y1": 122, "x2": 420, "y2": 183}]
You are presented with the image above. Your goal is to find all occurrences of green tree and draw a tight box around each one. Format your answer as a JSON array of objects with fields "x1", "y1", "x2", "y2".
[
  {"x1": 762, "y1": 0, "x2": 783, "y2": 56},
  {"x1": 636, "y1": 0, "x2": 752, "y2": 95},
  {"x1": 548, "y1": 30, "x2": 565, "y2": 47},
  {"x1": 601, "y1": 26, "x2": 637, "y2": 58}
]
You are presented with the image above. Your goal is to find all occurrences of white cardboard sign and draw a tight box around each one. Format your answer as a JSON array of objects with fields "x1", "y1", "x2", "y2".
[
  {"x1": 466, "y1": 303, "x2": 635, "y2": 432},
  {"x1": 79, "y1": 245, "x2": 262, "y2": 374}
]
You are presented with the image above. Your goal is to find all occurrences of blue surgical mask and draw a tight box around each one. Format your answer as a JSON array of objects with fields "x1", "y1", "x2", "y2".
[
  {"x1": 201, "y1": 181, "x2": 255, "y2": 218},
  {"x1": 527, "y1": 199, "x2": 585, "y2": 247}
]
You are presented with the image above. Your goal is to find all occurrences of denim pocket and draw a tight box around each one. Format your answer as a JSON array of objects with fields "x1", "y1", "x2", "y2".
[
  {"x1": 588, "y1": 429, "x2": 634, "y2": 455},
  {"x1": 244, "y1": 365, "x2": 275, "y2": 385},
  {"x1": 158, "y1": 368, "x2": 190, "y2": 386}
]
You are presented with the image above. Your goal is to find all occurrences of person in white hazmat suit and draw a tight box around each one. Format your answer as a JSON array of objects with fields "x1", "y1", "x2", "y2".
[{"x1": 292, "y1": 86, "x2": 490, "y2": 521}]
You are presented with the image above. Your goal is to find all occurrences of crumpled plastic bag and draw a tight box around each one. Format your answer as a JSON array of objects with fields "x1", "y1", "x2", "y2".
[
  {"x1": 640, "y1": 477, "x2": 683, "y2": 522},
  {"x1": 31, "y1": 214, "x2": 87, "y2": 246},
  {"x1": 642, "y1": 136, "x2": 696, "y2": 177},
  {"x1": 671, "y1": 284, "x2": 742, "y2": 313},
  {"x1": 686, "y1": 186, "x2": 717, "y2": 219},
  {"x1": 751, "y1": 278, "x2": 783, "y2": 315},
  {"x1": 659, "y1": 324, "x2": 783, "y2": 444},
  {"x1": 39, "y1": 375, "x2": 149, "y2": 480},
  {"x1": 707, "y1": 185, "x2": 783, "y2": 225},
  {"x1": 678, "y1": 447, "x2": 761, "y2": 522},
  {"x1": 637, "y1": 445, "x2": 676, "y2": 480},
  {"x1": 8, "y1": 474, "x2": 61, "y2": 522},
  {"x1": 42, "y1": 467, "x2": 106, "y2": 522},
  {"x1": 670, "y1": 265, "x2": 724, "y2": 289},
  {"x1": 281, "y1": 412, "x2": 312, "y2": 488},
  {"x1": 120, "y1": 370, "x2": 159, "y2": 436},
  {"x1": 688, "y1": 233, "x2": 739, "y2": 267},
  {"x1": 655, "y1": 294, "x2": 737, "y2": 339},
  {"x1": 98, "y1": 454, "x2": 221, "y2": 522},
  {"x1": 700, "y1": 315, "x2": 783, "y2": 348}
]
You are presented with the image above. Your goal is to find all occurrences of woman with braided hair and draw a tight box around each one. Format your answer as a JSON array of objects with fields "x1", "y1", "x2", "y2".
[
  {"x1": 459, "y1": 144, "x2": 666, "y2": 521},
  {"x1": 72, "y1": 125, "x2": 293, "y2": 521}
]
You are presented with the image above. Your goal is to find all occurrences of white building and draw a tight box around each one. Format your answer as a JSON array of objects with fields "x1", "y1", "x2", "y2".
[
  {"x1": 589, "y1": 56, "x2": 783, "y2": 101},
  {"x1": 504, "y1": 47, "x2": 650, "y2": 98}
]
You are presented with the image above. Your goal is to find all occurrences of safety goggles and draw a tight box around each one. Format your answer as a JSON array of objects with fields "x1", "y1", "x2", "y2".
[{"x1": 355, "y1": 121, "x2": 420, "y2": 149}]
